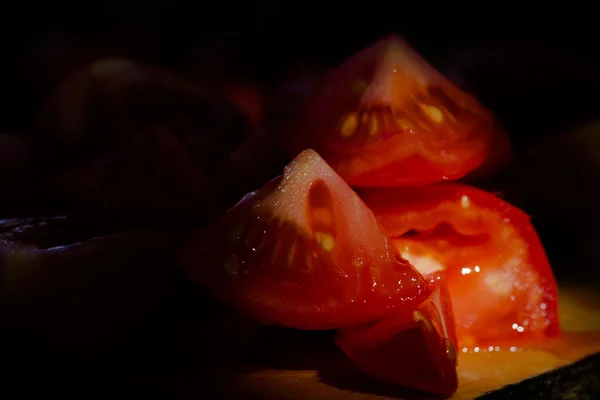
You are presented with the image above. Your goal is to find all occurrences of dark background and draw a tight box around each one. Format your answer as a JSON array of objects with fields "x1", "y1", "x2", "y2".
[
  {"x1": 0, "y1": 7, "x2": 599, "y2": 397},
  {"x1": 1, "y1": 8, "x2": 598, "y2": 282},
  {"x1": 1, "y1": 8, "x2": 599, "y2": 141}
]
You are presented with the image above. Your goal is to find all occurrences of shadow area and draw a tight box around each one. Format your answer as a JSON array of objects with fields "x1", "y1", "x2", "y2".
[
  {"x1": 0, "y1": 323, "x2": 444, "y2": 400},
  {"x1": 239, "y1": 326, "x2": 446, "y2": 400}
]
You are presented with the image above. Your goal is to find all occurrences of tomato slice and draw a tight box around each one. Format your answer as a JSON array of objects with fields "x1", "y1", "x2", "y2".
[
  {"x1": 360, "y1": 183, "x2": 559, "y2": 348},
  {"x1": 336, "y1": 281, "x2": 458, "y2": 396},
  {"x1": 284, "y1": 35, "x2": 495, "y2": 187},
  {"x1": 180, "y1": 149, "x2": 432, "y2": 330}
]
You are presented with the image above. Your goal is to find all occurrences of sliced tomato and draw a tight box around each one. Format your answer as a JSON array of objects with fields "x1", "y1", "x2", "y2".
[
  {"x1": 336, "y1": 281, "x2": 458, "y2": 396},
  {"x1": 284, "y1": 35, "x2": 495, "y2": 187},
  {"x1": 180, "y1": 149, "x2": 432, "y2": 330},
  {"x1": 360, "y1": 183, "x2": 559, "y2": 348}
]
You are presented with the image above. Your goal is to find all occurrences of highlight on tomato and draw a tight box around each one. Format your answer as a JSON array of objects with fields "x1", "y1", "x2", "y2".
[
  {"x1": 360, "y1": 183, "x2": 559, "y2": 349},
  {"x1": 336, "y1": 280, "x2": 458, "y2": 396},
  {"x1": 284, "y1": 35, "x2": 496, "y2": 187},
  {"x1": 180, "y1": 149, "x2": 432, "y2": 330}
]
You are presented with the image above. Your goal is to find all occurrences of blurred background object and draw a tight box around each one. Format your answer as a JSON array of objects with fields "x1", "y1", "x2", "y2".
[
  {"x1": 2, "y1": 11, "x2": 598, "y2": 273},
  {"x1": 0, "y1": 6, "x2": 599, "y2": 397}
]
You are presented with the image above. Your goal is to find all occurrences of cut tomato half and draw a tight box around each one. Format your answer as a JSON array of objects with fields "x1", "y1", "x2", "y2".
[
  {"x1": 336, "y1": 281, "x2": 458, "y2": 396},
  {"x1": 180, "y1": 149, "x2": 432, "y2": 330},
  {"x1": 360, "y1": 183, "x2": 559, "y2": 348},
  {"x1": 284, "y1": 35, "x2": 495, "y2": 187}
]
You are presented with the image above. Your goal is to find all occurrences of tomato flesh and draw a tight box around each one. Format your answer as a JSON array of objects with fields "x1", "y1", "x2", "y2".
[
  {"x1": 360, "y1": 183, "x2": 559, "y2": 348},
  {"x1": 181, "y1": 149, "x2": 431, "y2": 330},
  {"x1": 336, "y1": 281, "x2": 458, "y2": 396},
  {"x1": 285, "y1": 35, "x2": 495, "y2": 187}
]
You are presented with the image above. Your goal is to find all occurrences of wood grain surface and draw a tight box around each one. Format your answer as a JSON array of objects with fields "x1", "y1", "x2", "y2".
[{"x1": 214, "y1": 284, "x2": 600, "y2": 400}]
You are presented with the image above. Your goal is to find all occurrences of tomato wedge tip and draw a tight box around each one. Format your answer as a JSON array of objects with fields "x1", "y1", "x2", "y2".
[{"x1": 181, "y1": 149, "x2": 431, "y2": 330}]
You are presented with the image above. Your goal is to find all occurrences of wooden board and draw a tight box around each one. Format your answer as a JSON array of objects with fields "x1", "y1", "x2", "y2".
[
  {"x1": 214, "y1": 285, "x2": 600, "y2": 399},
  {"x1": 2, "y1": 285, "x2": 597, "y2": 400}
]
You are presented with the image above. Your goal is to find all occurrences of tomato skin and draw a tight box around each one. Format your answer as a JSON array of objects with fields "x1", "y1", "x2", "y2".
[
  {"x1": 284, "y1": 35, "x2": 495, "y2": 187},
  {"x1": 336, "y1": 281, "x2": 458, "y2": 396},
  {"x1": 360, "y1": 183, "x2": 559, "y2": 348},
  {"x1": 333, "y1": 153, "x2": 481, "y2": 188},
  {"x1": 181, "y1": 149, "x2": 432, "y2": 330}
]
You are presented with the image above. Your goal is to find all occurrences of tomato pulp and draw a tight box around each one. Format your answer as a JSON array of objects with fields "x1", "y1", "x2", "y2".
[
  {"x1": 181, "y1": 149, "x2": 431, "y2": 330},
  {"x1": 360, "y1": 183, "x2": 559, "y2": 348},
  {"x1": 285, "y1": 35, "x2": 495, "y2": 187}
]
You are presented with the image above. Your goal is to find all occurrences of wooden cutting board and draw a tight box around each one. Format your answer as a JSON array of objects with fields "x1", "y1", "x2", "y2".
[
  {"x1": 214, "y1": 284, "x2": 600, "y2": 399},
  {"x1": 5, "y1": 283, "x2": 593, "y2": 400}
]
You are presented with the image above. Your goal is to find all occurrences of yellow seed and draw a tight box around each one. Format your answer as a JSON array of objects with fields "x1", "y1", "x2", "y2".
[
  {"x1": 340, "y1": 114, "x2": 358, "y2": 138},
  {"x1": 316, "y1": 232, "x2": 335, "y2": 251},
  {"x1": 420, "y1": 104, "x2": 444, "y2": 123},
  {"x1": 460, "y1": 195, "x2": 471, "y2": 209},
  {"x1": 395, "y1": 118, "x2": 411, "y2": 130},
  {"x1": 368, "y1": 115, "x2": 379, "y2": 136}
]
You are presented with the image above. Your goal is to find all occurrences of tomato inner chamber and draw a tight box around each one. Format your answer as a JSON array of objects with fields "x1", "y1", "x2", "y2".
[{"x1": 391, "y1": 220, "x2": 550, "y2": 347}]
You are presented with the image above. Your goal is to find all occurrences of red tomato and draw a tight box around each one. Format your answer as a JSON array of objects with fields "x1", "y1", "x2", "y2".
[
  {"x1": 180, "y1": 149, "x2": 432, "y2": 329},
  {"x1": 284, "y1": 35, "x2": 495, "y2": 187},
  {"x1": 360, "y1": 183, "x2": 559, "y2": 348},
  {"x1": 336, "y1": 281, "x2": 458, "y2": 396}
]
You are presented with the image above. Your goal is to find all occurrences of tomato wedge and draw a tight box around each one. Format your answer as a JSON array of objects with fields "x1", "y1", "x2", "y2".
[
  {"x1": 284, "y1": 35, "x2": 495, "y2": 187},
  {"x1": 360, "y1": 183, "x2": 559, "y2": 348},
  {"x1": 336, "y1": 280, "x2": 458, "y2": 396},
  {"x1": 180, "y1": 149, "x2": 431, "y2": 329}
]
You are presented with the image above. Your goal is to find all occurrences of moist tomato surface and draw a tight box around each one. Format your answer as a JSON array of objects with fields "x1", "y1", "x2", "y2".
[
  {"x1": 285, "y1": 35, "x2": 495, "y2": 187},
  {"x1": 360, "y1": 183, "x2": 559, "y2": 348},
  {"x1": 180, "y1": 149, "x2": 431, "y2": 330},
  {"x1": 336, "y1": 280, "x2": 458, "y2": 396}
]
